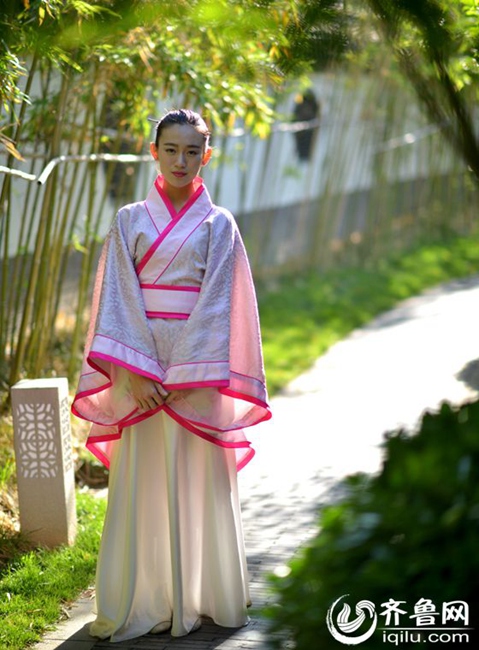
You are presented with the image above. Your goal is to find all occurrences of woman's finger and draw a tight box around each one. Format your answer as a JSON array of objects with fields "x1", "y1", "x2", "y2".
[
  {"x1": 155, "y1": 383, "x2": 169, "y2": 399},
  {"x1": 165, "y1": 391, "x2": 180, "y2": 405},
  {"x1": 135, "y1": 386, "x2": 167, "y2": 412}
]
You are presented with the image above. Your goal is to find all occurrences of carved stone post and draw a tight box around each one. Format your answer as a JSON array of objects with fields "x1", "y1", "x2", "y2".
[{"x1": 11, "y1": 378, "x2": 77, "y2": 547}]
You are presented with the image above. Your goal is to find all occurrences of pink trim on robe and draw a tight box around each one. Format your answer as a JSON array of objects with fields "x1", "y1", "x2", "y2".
[
  {"x1": 140, "y1": 284, "x2": 200, "y2": 317},
  {"x1": 146, "y1": 312, "x2": 191, "y2": 319},
  {"x1": 136, "y1": 178, "x2": 209, "y2": 279},
  {"x1": 155, "y1": 175, "x2": 205, "y2": 219}
]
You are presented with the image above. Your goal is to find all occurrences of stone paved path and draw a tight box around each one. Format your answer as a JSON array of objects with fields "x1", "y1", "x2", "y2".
[{"x1": 35, "y1": 276, "x2": 479, "y2": 650}]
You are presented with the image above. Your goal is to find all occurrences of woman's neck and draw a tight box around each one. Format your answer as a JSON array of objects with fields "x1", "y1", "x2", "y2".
[{"x1": 162, "y1": 179, "x2": 195, "y2": 212}]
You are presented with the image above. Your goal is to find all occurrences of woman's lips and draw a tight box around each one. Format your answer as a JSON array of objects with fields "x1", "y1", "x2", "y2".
[{"x1": 172, "y1": 172, "x2": 187, "y2": 178}]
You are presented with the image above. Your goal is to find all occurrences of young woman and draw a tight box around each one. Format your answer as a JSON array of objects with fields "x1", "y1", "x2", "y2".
[{"x1": 72, "y1": 109, "x2": 271, "y2": 642}]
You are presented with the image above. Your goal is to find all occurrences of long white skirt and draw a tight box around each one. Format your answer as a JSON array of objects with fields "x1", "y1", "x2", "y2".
[{"x1": 89, "y1": 411, "x2": 250, "y2": 642}]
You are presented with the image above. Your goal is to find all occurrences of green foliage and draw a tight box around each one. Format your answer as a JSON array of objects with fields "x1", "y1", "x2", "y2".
[
  {"x1": 0, "y1": 492, "x2": 106, "y2": 650},
  {"x1": 272, "y1": 0, "x2": 349, "y2": 72},
  {"x1": 0, "y1": 1, "x2": 306, "y2": 141},
  {"x1": 361, "y1": 0, "x2": 479, "y2": 181},
  {"x1": 259, "y1": 234, "x2": 479, "y2": 394},
  {"x1": 290, "y1": 0, "x2": 479, "y2": 180},
  {"x1": 265, "y1": 398, "x2": 479, "y2": 648}
]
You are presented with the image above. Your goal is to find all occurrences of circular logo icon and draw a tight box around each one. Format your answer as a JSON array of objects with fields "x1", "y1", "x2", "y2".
[{"x1": 326, "y1": 594, "x2": 377, "y2": 645}]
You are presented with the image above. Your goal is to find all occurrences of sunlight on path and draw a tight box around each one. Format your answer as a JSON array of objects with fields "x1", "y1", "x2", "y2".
[{"x1": 242, "y1": 276, "x2": 479, "y2": 493}]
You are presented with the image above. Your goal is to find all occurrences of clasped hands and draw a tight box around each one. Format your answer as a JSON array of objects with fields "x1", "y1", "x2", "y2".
[{"x1": 127, "y1": 370, "x2": 187, "y2": 413}]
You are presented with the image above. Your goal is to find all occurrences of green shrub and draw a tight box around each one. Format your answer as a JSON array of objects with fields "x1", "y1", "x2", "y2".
[{"x1": 265, "y1": 399, "x2": 479, "y2": 648}]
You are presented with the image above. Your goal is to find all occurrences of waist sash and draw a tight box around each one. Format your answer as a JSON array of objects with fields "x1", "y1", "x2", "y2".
[{"x1": 140, "y1": 284, "x2": 200, "y2": 319}]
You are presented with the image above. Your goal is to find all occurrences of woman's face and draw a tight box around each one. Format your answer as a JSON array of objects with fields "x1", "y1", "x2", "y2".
[{"x1": 150, "y1": 123, "x2": 211, "y2": 188}]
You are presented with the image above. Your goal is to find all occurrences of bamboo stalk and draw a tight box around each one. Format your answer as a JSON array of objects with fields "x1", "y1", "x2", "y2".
[
  {"x1": 37, "y1": 76, "x2": 101, "y2": 375},
  {"x1": 67, "y1": 174, "x2": 97, "y2": 380},
  {"x1": 258, "y1": 128, "x2": 288, "y2": 276},
  {"x1": 9, "y1": 179, "x2": 54, "y2": 384},
  {"x1": 7, "y1": 150, "x2": 44, "y2": 360},
  {"x1": 8, "y1": 64, "x2": 56, "y2": 356},
  {"x1": 249, "y1": 130, "x2": 275, "y2": 272},
  {"x1": 311, "y1": 73, "x2": 350, "y2": 270},
  {"x1": 28, "y1": 72, "x2": 72, "y2": 374},
  {"x1": 67, "y1": 85, "x2": 107, "y2": 380},
  {"x1": 0, "y1": 144, "x2": 13, "y2": 365},
  {"x1": 10, "y1": 69, "x2": 69, "y2": 383},
  {"x1": 49, "y1": 79, "x2": 93, "y2": 331},
  {"x1": 5, "y1": 152, "x2": 37, "y2": 347},
  {"x1": 0, "y1": 79, "x2": 34, "y2": 373}
]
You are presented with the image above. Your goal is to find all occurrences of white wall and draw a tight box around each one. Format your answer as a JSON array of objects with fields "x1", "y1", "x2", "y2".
[{"x1": 1, "y1": 70, "x2": 460, "y2": 258}]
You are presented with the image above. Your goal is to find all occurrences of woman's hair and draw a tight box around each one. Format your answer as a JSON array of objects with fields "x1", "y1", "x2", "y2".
[{"x1": 153, "y1": 109, "x2": 211, "y2": 148}]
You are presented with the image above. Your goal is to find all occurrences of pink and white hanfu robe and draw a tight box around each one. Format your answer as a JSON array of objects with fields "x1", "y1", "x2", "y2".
[{"x1": 72, "y1": 175, "x2": 271, "y2": 642}]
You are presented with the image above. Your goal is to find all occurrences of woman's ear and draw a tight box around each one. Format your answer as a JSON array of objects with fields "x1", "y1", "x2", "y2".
[
  {"x1": 150, "y1": 142, "x2": 158, "y2": 160},
  {"x1": 202, "y1": 147, "x2": 212, "y2": 166}
]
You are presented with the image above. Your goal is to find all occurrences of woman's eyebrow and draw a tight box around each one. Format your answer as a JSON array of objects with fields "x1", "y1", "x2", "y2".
[{"x1": 162, "y1": 142, "x2": 202, "y2": 149}]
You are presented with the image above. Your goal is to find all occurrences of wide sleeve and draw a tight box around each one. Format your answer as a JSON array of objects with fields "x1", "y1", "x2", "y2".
[
  {"x1": 71, "y1": 208, "x2": 164, "y2": 432},
  {"x1": 160, "y1": 211, "x2": 271, "y2": 454}
]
